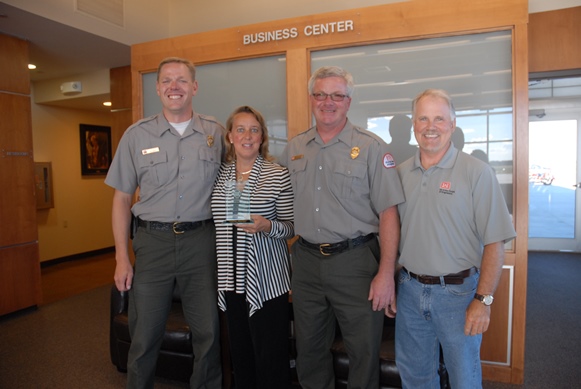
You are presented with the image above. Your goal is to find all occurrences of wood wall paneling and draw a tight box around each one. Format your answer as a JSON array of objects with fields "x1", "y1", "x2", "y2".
[
  {"x1": 0, "y1": 94, "x2": 37, "y2": 246},
  {"x1": 529, "y1": 7, "x2": 581, "y2": 74},
  {"x1": 109, "y1": 66, "x2": 133, "y2": 155},
  {"x1": 0, "y1": 244, "x2": 42, "y2": 315},
  {"x1": 0, "y1": 33, "x2": 41, "y2": 316},
  {"x1": 0, "y1": 34, "x2": 30, "y2": 94},
  {"x1": 481, "y1": 267, "x2": 512, "y2": 363},
  {"x1": 130, "y1": 0, "x2": 529, "y2": 383}
]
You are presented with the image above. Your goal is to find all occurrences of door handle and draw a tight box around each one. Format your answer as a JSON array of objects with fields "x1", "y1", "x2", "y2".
[{"x1": 575, "y1": 183, "x2": 581, "y2": 188}]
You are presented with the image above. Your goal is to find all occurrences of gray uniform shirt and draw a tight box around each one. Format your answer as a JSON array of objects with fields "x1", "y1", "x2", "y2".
[
  {"x1": 279, "y1": 120, "x2": 404, "y2": 243},
  {"x1": 105, "y1": 112, "x2": 224, "y2": 222},
  {"x1": 397, "y1": 145, "x2": 517, "y2": 276}
]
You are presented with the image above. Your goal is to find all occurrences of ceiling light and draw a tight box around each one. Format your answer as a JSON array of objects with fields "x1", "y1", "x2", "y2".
[
  {"x1": 28, "y1": 64, "x2": 37, "y2": 70},
  {"x1": 103, "y1": 102, "x2": 112, "y2": 107}
]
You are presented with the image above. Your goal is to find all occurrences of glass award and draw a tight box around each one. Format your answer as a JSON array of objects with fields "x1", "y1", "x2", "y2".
[{"x1": 224, "y1": 179, "x2": 253, "y2": 223}]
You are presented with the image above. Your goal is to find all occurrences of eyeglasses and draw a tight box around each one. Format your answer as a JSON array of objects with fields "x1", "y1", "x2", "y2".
[{"x1": 311, "y1": 92, "x2": 349, "y2": 102}]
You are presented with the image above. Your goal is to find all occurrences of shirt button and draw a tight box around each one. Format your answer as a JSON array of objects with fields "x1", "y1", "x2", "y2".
[
  {"x1": 318, "y1": 166, "x2": 322, "y2": 170},
  {"x1": 181, "y1": 156, "x2": 185, "y2": 160},
  {"x1": 317, "y1": 186, "x2": 321, "y2": 190},
  {"x1": 179, "y1": 195, "x2": 183, "y2": 199},
  {"x1": 315, "y1": 208, "x2": 319, "y2": 212}
]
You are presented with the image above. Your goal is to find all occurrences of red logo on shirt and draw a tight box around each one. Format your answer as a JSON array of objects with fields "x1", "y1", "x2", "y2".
[
  {"x1": 383, "y1": 153, "x2": 396, "y2": 169},
  {"x1": 440, "y1": 181, "x2": 451, "y2": 190}
]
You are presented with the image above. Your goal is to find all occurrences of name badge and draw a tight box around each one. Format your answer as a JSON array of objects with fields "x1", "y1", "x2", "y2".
[{"x1": 142, "y1": 147, "x2": 160, "y2": 155}]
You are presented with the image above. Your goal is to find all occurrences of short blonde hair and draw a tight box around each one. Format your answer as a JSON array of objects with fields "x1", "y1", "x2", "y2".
[{"x1": 156, "y1": 57, "x2": 196, "y2": 81}]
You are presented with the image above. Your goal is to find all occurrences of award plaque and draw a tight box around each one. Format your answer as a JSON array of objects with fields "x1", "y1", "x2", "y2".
[{"x1": 224, "y1": 180, "x2": 253, "y2": 223}]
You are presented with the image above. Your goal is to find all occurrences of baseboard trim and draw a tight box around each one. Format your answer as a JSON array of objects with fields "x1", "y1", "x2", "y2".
[{"x1": 41, "y1": 247, "x2": 115, "y2": 269}]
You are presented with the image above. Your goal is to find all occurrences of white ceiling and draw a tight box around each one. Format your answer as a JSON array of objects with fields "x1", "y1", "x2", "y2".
[{"x1": 0, "y1": 2, "x2": 130, "y2": 111}]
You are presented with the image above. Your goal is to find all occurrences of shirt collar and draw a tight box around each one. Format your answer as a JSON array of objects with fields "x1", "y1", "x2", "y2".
[{"x1": 412, "y1": 142, "x2": 458, "y2": 171}]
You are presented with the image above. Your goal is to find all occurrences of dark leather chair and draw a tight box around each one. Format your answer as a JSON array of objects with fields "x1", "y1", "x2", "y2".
[
  {"x1": 109, "y1": 285, "x2": 232, "y2": 387},
  {"x1": 331, "y1": 316, "x2": 450, "y2": 389},
  {"x1": 288, "y1": 311, "x2": 449, "y2": 389}
]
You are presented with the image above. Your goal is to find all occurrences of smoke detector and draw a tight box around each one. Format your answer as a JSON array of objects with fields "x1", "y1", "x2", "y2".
[{"x1": 60, "y1": 81, "x2": 82, "y2": 95}]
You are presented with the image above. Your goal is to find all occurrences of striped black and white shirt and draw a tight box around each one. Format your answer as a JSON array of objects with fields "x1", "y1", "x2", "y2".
[{"x1": 211, "y1": 155, "x2": 294, "y2": 316}]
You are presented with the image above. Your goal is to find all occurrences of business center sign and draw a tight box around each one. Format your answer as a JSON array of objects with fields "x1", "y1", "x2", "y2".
[{"x1": 243, "y1": 20, "x2": 354, "y2": 45}]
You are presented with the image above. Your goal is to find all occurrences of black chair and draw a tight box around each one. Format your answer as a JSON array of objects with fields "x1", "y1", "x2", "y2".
[{"x1": 109, "y1": 285, "x2": 233, "y2": 387}]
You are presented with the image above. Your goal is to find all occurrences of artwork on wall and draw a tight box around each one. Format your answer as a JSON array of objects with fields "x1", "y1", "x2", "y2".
[
  {"x1": 80, "y1": 124, "x2": 112, "y2": 176},
  {"x1": 34, "y1": 162, "x2": 54, "y2": 209}
]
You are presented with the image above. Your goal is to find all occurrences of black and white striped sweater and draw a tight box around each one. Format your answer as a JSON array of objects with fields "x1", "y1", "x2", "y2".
[{"x1": 211, "y1": 155, "x2": 294, "y2": 316}]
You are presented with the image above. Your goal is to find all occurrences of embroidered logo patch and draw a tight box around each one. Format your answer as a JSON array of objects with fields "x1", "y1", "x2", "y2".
[
  {"x1": 383, "y1": 153, "x2": 396, "y2": 169},
  {"x1": 439, "y1": 181, "x2": 455, "y2": 195}
]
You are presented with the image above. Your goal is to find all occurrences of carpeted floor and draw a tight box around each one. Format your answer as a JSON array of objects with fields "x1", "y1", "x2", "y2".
[
  {"x1": 0, "y1": 251, "x2": 579, "y2": 388},
  {"x1": 0, "y1": 284, "x2": 186, "y2": 389}
]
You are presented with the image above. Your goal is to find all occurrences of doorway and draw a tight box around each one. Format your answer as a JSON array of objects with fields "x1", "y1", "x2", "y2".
[{"x1": 528, "y1": 77, "x2": 581, "y2": 252}]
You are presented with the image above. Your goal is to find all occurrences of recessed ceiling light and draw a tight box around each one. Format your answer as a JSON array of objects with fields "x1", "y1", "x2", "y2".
[
  {"x1": 28, "y1": 64, "x2": 37, "y2": 70},
  {"x1": 103, "y1": 101, "x2": 112, "y2": 107}
]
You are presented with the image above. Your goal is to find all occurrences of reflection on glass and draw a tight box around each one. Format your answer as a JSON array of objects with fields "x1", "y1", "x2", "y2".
[
  {"x1": 142, "y1": 56, "x2": 288, "y2": 159},
  {"x1": 311, "y1": 30, "x2": 514, "y2": 213}
]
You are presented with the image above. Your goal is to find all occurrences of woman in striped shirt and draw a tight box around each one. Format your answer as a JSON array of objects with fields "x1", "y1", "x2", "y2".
[{"x1": 211, "y1": 106, "x2": 294, "y2": 389}]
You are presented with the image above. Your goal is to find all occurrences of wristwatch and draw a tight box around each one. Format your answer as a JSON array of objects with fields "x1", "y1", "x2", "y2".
[{"x1": 474, "y1": 293, "x2": 494, "y2": 306}]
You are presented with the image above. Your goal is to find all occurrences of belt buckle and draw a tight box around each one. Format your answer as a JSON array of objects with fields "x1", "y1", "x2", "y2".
[
  {"x1": 319, "y1": 243, "x2": 331, "y2": 256},
  {"x1": 172, "y1": 222, "x2": 185, "y2": 234}
]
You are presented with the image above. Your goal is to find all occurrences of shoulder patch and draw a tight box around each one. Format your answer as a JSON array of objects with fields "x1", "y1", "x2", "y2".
[{"x1": 383, "y1": 153, "x2": 396, "y2": 169}]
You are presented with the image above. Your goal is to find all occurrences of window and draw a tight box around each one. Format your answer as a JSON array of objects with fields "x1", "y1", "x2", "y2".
[
  {"x1": 143, "y1": 55, "x2": 288, "y2": 158},
  {"x1": 311, "y1": 30, "x2": 514, "y2": 212}
]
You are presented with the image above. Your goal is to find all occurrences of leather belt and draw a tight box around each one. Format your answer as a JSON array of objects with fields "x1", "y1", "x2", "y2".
[
  {"x1": 404, "y1": 267, "x2": 477, "y2": 285},
  {"x1": 137, "y1": 218, "x2": 213, "y2": 234},
  {"x1": 299, "y1": 233, "x2": 376, "y2": 256}
]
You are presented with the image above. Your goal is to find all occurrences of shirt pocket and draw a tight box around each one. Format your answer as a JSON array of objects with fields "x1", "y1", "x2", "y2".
[
  {"x1": 199, "y1": 147, "x2": 221, "y2": 182},
  {"x1": 331, "y1": 161, "x2": 367, "y2": 199},
  {"x1": 138, "y1": 150, "x2": 169, "y2": 187},
  {"x1": 287, "y1": 158, "x2": 307, "y2": 194}
]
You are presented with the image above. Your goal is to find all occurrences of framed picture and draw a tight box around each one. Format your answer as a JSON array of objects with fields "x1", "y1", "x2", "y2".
[{"x1": 80, "y1": 124, "x2": 112, "y2": 176}]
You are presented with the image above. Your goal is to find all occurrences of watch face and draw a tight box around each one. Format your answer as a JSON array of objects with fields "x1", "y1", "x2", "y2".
[{"x1": 475, "y1": 293, "x2": 494, "y2": 305}]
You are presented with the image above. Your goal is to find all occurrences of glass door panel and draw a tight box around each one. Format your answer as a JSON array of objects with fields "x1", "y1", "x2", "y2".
[{"x1": 528, "y1": 76, "x2": 581, "y2": 251}]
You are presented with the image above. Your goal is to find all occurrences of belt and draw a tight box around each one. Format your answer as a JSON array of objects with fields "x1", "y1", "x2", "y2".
[
  {"x1": 404, "y1": 267, "x2": 477, "y2": 285},
  {"x1": 137, "y1": 218, "x2": 213, "y2": 234},
  {"x1": 299, "y1": 233, "x2": 376, "y2": 256}
]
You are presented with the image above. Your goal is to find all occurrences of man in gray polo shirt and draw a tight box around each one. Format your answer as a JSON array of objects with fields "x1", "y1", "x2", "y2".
[
  {"x1": 279, "y1": 66, "x2": 404, "y2": 389},
  {"x1": 395, "y1": 89, "x2": 516, "y2": 388},
  {"x1": 105, "y1": 57, "x2": 224, "y2": 389}
]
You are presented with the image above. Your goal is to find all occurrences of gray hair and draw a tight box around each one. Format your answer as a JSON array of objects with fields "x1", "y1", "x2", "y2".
[
  {"x1": 411, "y1": 89, "x2": 456, "y2": 120},
  {"x1": 308, "y1": 66, "x2": 354, "y2": 97}
]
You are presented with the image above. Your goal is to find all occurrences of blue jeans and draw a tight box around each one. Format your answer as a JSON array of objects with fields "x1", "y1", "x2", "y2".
[{"x1": 395, "y1": 268, "x2": 482, "y2": 389}]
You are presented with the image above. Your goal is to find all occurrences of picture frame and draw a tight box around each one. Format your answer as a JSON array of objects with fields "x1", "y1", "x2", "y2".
[{"x1": 80, "y1": 124, "x2": 112, "y2": 176}]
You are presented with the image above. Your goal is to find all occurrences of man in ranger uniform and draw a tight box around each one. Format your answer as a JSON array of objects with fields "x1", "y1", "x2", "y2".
[{"x1": 105, "y1": 57, "x2": 224, "y2": 389}]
